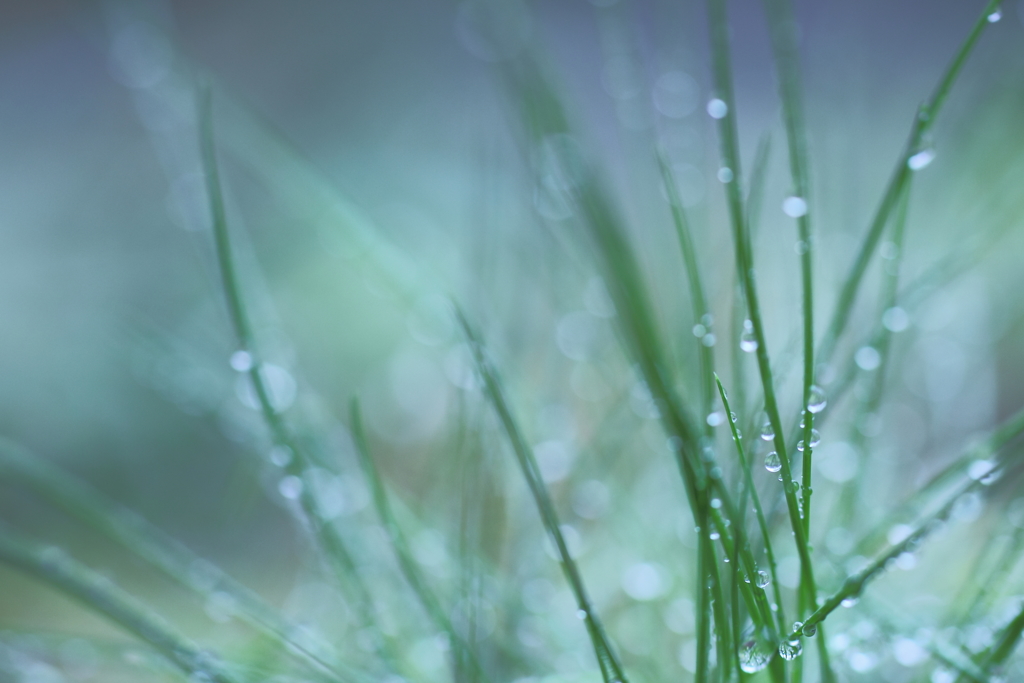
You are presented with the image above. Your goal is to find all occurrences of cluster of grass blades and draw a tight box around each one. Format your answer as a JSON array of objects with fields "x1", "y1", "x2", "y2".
[{"x1": 1, "y1": 1, "x2": 1024, "y2": 683}]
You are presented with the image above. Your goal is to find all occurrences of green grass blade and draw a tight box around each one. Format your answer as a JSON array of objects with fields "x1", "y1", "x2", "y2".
[
  {"x1": 705, "y1": 0, "x2": 822, "y2": 630},
  {"x1": 0, "y1": 526, "x2": 243, "y2": 683},
  {"x1": 456, "y1": 309, "x2": 628, "y2": 683},
  {"x1": 817, "y1": 0, "x2": 1002, "y2": 368},
  {"x1": 198, "y1": 86, "x2": 397, "y2": 666},
  {"x1": 0, "y1": 438, "x2": 359, "y2": 683},
  {"x1": 349, "y1": 399, "x2": 489, "y2": 681}
]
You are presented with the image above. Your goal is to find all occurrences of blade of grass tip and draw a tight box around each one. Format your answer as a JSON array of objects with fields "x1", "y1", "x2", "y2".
[
  {"x1": 198, "y1": 86, "x2": 399, "y2": 667},
  {"x1": 0, "y1": 526, "x2": 242, "y2": 683},
  {"x1": 817, "y1": 0, "x2": 1003, "y2": 369},
  {"x1": 657, "y1": 153, "x2": 714, "y2": 421},
  {"x1": 0, "y1": 438, "x2": 359, "y2": 683},
  {"x1": 349, "y1": 399, "x2": 490, "y2": 683},
  {"x1": 705, "y1": 0, "x2": 822, "y2": 637},
  {"x1": 795, "y1": 456, "x2": 1010, "y2": 640},
  {"x1": 455, "y1": 309, "x2": 628, "y2": 683},
  {"x1": 716, "y1": 377, "x2": 787, "y2": 635}
]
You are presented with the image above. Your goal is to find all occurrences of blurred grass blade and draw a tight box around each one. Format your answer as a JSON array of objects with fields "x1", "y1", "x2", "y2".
[
  {"x1": 0, "y1": 526, "x2": 242, "y2": 683},
  {"x1": 198, "y1": 85, "x2": 398, "y2": 666},
  {"x1": 456, "y1": 308, "x2": 628, "y2": 683},
  {"x1": 0, "y1": 437, "x2": 359, "y2": 683},
  {"x1": 349, "y1": 399, "x2": 489, "y2": 682}
]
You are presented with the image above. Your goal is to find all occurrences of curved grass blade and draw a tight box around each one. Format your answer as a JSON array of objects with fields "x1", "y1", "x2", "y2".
[
  {"x1": 0, "y1": 438, "x2": 362, "y2": 683},
  {"x1": 0, "y1": 526, "x2": 243, "y2": 683}
]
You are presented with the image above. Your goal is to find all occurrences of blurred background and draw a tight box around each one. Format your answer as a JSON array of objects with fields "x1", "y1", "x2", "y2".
[{"x1": 1, "y1": 0, "x2": 1024, "y2": 681}]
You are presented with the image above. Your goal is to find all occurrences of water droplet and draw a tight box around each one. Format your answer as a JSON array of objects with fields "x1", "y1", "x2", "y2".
[
  {"x1": 707, "y1": 411, "x2": 725, "y2": 427},
  {"x1": 793, "y1": 621, "x2": 804, "y2": 633},
  {"x1": 739, "y1": 639, "x2": 771, "y2": 673},
  {"x1": 278, "y1": 475, "x2": 303, "y2": 500},
  {"x1": 740, "y1": 329, "x2": 758, "y2": 352},
  {"x1": 269, "y1": 445, "x2": 293, "y2": 468},
  {"x1": 841, "y1": 597, "x2": 859, "y2": 608},
  {"x1": 787, "y1": 479, "x2": 801, "y2": 494},
  {"x1": 709, "y1": 531, "x2": 721, "y2": 540},
  {"x1": 706, "y1": 98, "x2": 728, "y2": 119},
  {"x1": 797, "y1": 429, "x2": 821, "y2": 451},
  {"x1": 692, "y1": 323, "x2": 707, "y2": 337},
  {"x1": 855, "y1": 346, "x2": 881, "y2": 371},
  {"x1": 230, "y1": 350, "x2": 253, "y2": 372},
  {"x1": 702, "y1": 332, "x2": 717, "y2": 347},
  {"x1": 710, "y1": 498, "x2": 722, "y2": 509},
  {"x1": 794, "y1": 240, "x2": 809, "y2": 255},
  {"x1": 778, "y1": 638, "x2": 803, "y2": 661},
  {"x1": 807, "y1": 386, "x2": 827, "y2": 413},
  {"x1": 755, "y1": 570, "x2": 770, "y2": 588},
  {"x1": 717, "y1": 167, "x2": 734, "y2": 183},
  {"x1": 988, "y1": 7, "x2": 1003, "y2": 22},
  {"x1": 882, "y1": 306, "x2": 909, "y2": 332},
  {"x1": 760, "y1": 422, "x2": 775, "y2": 441},
  {"x1": 782, "y1": 196, "x2": 808, "y2": 218},
  {"x1": 967, "y1": 459, "x2": 995, "y2": 481},
  {"x1": 802, "y1": 622, "x2": 817, "y2": 637},
  {"x1": 702, "y1": 313, "x2": 714, "y2": 327},
  {"x1": 765, "y1": 451, "x2": 782, "y2": 473},
  {"x1": 907, "y1": 149, "x2": 935, "y2": 170},
  {"x1": 576, "y1": 609, "x2": 588, "y2": 620}
]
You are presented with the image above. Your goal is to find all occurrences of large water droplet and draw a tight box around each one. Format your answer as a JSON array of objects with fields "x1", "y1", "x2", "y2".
[
  {"x1": 755, "y1": 570, "x2": 770, "y2": 588},
  {"x1": 782, "y1": 196, "x2": 808, "y2": 218},
  {"x1": 778, "y1": 638, "x2": 803, "y2": 661},
  {"x1": 807, "y1": 386, "x2": 827, "y2": 413},
  {"x1": 765, "y1": 451, "x2": 782, "y2": 473},
  {"x1": 907, "y1": 149, "x2": 935, "y2": 170},
  {"x1": 739, "y1": 640, "x2": 771, "y2": 673},
  {"x1": 760, "y1": 422, "x2": 775, "y2": 441}
]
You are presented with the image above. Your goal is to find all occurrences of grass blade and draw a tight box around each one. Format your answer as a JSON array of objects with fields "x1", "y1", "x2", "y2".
[
  {"x1": 0, "y1": 526, "x2": 242, "y2": 683},
  {"x1": 456, "y1": 309, "x2": 628, "y2": 683}
]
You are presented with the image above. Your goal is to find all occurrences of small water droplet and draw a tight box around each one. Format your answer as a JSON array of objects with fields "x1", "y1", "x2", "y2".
[
  {"x1": 802, "y1": 622, "x2": 817, "y2": 637},
  {"x1": 710, "y1": 498, "x2": 722, "y2": 509},
  {"x1": 707, "y1": 411, "x2": 725, "y2": 427},
  {"x1": 702, "y1": 332, "x2": 717, "y2": 347},
  {"x1": 778, "y1": 638, "x2": 803, "y2": 661},
  {"x1": 796, "y1": 429, "x2": 821, "y2": 451},
  {"x1": 278, "y1": 475, "x2": 303, "y2": 500},
  {"x1": 706, "y1": 98, "x2": 728, "y2": 119},
  {"x1": 230, "y1": 350, "x2": 253, "y2": 372},
  {"x1": 807, "y1": 386, "x2": 827, "y2": 413},
  {"x1": 717, "y1": 167, "x2": 734, "y2": 183},
  {"x1": 988, "y1": 7, "x2": 1003, "y2": 22},
  {"x1": 740, "y1": 329, "x2": 758, "y2": 352},
  {"x1": 794, "y1": 240, "x2": 809, "y2": 255},
  {"x1": 907, "y1": 149, "x2": 935, "y2": 170},
  {"x1": 760, "y1": 422, "x2": 775, "y2": 441},
  {"x1": 841, "y1": 597, "x2": 859, "y2": 608},
  {"x1": 765, "y1": 451, "x2": 782, "y2": 473},
  {"x1": 577, "y1": 609, "x2": 588, "y2": 620},
  {"x1": 882, "y1": 306, "x2": 909, "y2": 332},
  {"x1": 709, "y1": 531, "x2": 721, "y2": 540},
  {"x1": 855, "y1": 346, "x2": 881, "y2": 371},
  {"x1": 692, "y1": 323, "x2": 707, "y2": 337},
  {"x1": 755, "y1": 570, "x2": 770, "y2": 588},
  {"x1": 793, "y1": 621, "x2": 804, "y2": 633},
  {"x1": 782, "y1": 196, "x2": 808, "y2": 218}
]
